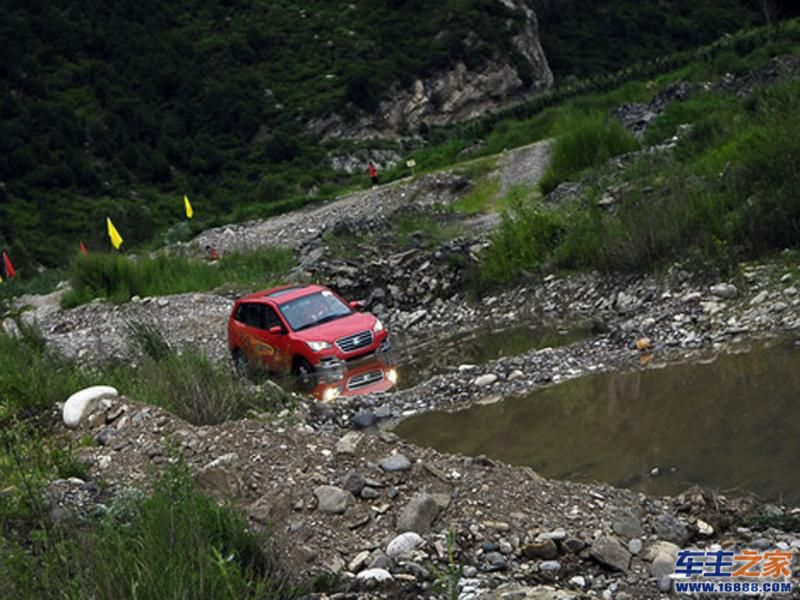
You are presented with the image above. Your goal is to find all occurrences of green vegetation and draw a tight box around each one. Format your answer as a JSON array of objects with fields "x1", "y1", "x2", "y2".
[
  {"x1": 0, "y1": 319, "x2": 299, "y2": 598},
  {"x1": 536, "y1": 0, "x2": 775, "y2": 79},
  {"x1": 538, "y1": 113, "x2": 639, "y2": 194},
  {"x1": 1, "y1": 460, "x2": 300, "y2": 599},
  {"x1": 3, "y1": 1, "x2": 791, "y2": 271},
  {"x1": 479, "y1": 73, "x2": 800, "y2": 284},
  {"x1": 62, "y1": 247, "x2": 293, "y2": 307}
]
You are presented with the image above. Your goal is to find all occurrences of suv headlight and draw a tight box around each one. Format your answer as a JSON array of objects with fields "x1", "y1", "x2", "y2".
[
  {"x1": 373, "y1": 319, "x2": 384, "y2": 332},
  {"x1": 306, "y1": 341, "x2": 332, "y2": 352}
]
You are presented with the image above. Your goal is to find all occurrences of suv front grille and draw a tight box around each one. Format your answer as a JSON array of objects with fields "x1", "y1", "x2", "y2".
[
  {"x1": 347, "y1": 370, "x2": 384, "y2": 390},
  {"x1": 335, "y1": 330, "x2": 373, "y2": 353}
]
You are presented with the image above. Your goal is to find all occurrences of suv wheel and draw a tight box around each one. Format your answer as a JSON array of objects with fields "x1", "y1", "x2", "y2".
[{"x1": 293, "y1": 357, "x2": 314, "y2": 380}]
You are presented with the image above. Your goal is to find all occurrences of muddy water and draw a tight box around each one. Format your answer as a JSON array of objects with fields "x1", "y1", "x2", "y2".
[
  {"x1": 395, "y1": 322, "x2": 586, "y2": 389},
  {"x1": 395, "y1": 340, "x2": 800, "y2": 501}
]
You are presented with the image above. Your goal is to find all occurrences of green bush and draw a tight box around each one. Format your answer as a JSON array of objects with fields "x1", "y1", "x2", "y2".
[
  {"x1": 62, "y1": 247, "x2": 293, "y2": 307},
  {"x1": 539, "y1": 114, "x2": 639, "y2": 194}
]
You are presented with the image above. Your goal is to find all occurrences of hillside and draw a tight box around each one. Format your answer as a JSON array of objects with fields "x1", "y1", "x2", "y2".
[{"x1": 1, "y1": 0, "x2": 787, "y2": 270}]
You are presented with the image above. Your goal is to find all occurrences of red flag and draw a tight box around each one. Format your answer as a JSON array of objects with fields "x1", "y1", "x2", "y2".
[
  {"x1": 79, "y1": 240, "x2": 89, "y2": 257},
  {"x1": 3, "y1": 251, "x2": 15, "y2": 278}
]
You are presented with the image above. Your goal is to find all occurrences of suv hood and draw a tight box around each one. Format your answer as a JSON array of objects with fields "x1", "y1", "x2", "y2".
[{"x1": 292, "y1": 312, "x2": 376, "y2": 342}]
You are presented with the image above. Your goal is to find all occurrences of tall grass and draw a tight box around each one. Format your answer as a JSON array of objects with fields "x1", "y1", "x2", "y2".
[
  {"x1": 539, "y1": 113, "x2": 640, "y2": 195},
  {"x1": 61, "y1": 247, "x2": 293, "y2": 307},
  {"x1": 1, "y1": 461, "x2": 301, "y2": 599}
]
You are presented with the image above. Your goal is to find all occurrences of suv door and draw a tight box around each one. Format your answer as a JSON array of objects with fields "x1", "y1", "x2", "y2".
[{"x1": 249, "y1": 304, "x2": 288, "y2": 371}]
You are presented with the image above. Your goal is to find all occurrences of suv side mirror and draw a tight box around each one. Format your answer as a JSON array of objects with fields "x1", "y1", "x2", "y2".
[
  {"x1": 349, "y1": 300, "x2": 363, "y2": 310},
  {"x1": 269, "y1": 325, "x2": 284, "y2": 334}
]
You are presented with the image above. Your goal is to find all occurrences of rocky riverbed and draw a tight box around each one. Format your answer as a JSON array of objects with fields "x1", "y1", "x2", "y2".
[{"x1": 10, "y1": 134, "x2": 800, "y2": 598}]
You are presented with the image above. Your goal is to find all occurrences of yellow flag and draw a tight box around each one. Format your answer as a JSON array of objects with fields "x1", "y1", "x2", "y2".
[
  {"x1": 184, "y1": 194, "x2": 193, "y2": 219},
  {"x1": 107, "y1": 217, "x2": 123, "y2": 250}
]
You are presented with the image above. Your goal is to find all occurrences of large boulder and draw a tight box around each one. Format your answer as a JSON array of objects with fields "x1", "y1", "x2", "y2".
[{"x1": 62, "y1": 386, "x2": 118, "y2": 429}]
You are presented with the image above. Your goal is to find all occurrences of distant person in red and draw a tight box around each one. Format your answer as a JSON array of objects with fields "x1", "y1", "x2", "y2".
[
  {"x1": 205, "y1": 245, "x2": 220, "y2": 261},
  {"x1": 368, "y1": 161, "x2": 379, "y2": 186}
]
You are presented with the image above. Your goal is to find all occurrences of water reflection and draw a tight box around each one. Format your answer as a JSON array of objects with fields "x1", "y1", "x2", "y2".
[
  {"x1": 395, "y1": 322, "x2": 587, "y2": 389},
  {"x1": 297, "y1": 354, "x2": 397, "y2": 401},
  {"x1": 395, "y1": 340, "x2": 800, "y2": 501}
]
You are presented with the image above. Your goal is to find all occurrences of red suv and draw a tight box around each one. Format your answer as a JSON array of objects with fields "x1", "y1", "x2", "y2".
[{"x1": 227, "y1": 284, "x2": 391, "y2": 381}]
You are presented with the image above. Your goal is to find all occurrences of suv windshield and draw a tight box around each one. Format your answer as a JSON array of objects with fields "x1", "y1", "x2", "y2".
[{"x1": 278, "y1": 290, "x2": 352, "y2": 331}]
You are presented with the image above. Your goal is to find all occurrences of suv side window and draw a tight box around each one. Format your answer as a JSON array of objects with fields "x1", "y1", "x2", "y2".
[
  {"x1": 235, "y1": 303, "x2": 262, "y2": 328},
  {"x1": 262, "y1": 305, "x2": 283, "y2": 331}
]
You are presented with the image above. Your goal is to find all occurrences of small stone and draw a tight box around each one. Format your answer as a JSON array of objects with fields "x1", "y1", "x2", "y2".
[
  {"x1": 710, "y1": 283, "x2": 737, "y2": 299},
  {"x1": 522, "y1": 539, "x2": 559, "y2": 560},
  {"x1": 94, "y1": 428, "x2": 117, "y2": 446},
  {"x1": 360, "y1": 487, "x2": 380, "y2": 499},
  {"x1": 570, "y1": 575, "x2": 586, "y2": 588},
  {"x1": 350, "y1": 409, "x2": 377, "y2": 429},
  {"x1": 379, "y1": 454, "x2": 412, "y2": 472},
  {"x1": 336, "y1": 431, "x2": 362, "y2": 455},
  {"x1": 396, "y1": 492, "x2": 441, "y2": 533},
  {"x1": 590, "y1": 535, "x2": 630, "y2": 572},
  {"x1": 474, "y1": 373, "x2": 498, "y2": 387},
  {"x1": 784, "y1": 286, "x2": 797, "y2": 296},
  {"x1": 349, "y1": 550, "x2": 370, "y2": 572},
  {"x1": 483, "y1": 551, "x2": 507, "y2": 571},
  {"x1": 562, "y1": 537, "x2": 587, "y2": 553},
  {"x1": 314, "y1": 485, "x2": 351, "y2": 514},
  {"x1": 628, "y1": 538, "x2": 643, "y2": 555},
  {"x1": 539, "y1": 560, "x2": 561, "y2": 571},
  {"x1": 386, "y1": 532, "x2": 423, "y2": 558},
  {"x1": 507, "y1": 369, "x2": 524, "y2": 381},
  {"x1": 750, "y1": 290, "x2": 768, "y2": 305},
  {"x1": 356, "y1": 568, "x2": 393, "y2": 582},
  {"x1": 652, "y1": 514, "x2": 689, "y2": 545},
  {"x1": 696, "y1": 518, "x2": 714, "y2": 536},
  {"x1": 342, "y1": 470, "x2": 366, "y2": 496},
  {"x1": 658, "y1": 575, "x2": 672, "y2": 593}
]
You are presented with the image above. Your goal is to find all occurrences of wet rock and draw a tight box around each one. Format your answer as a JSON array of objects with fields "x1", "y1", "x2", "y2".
[
  {"x1": 63, "y1": 385, "x2": 118, "y2": 428},
  {"x1": 396, "y1": 492, "x2": 441, "y2": 533},
  {"x1": 379, "y1": 454, "x2": 412, "y2": 472},
  {"x1": 710, "y1": 283, "x2": 737, "y2": 299},
  {"x1": 341, "y1": 469, "x2": 366, "y2": 496},
  {"x1": 350, "y1": 409, "x2": 377, "y2": 429},
  {"x1": 314, "y1": 485, "x2": 351, "y2": 514},
  {"x1": 386, "y1": 532, "x2": 423, "y2": 558},
  {"x1": 523, "y1": 539, "x2": 559, "y2": 560},
  {"x1": 590, "y1": 535, "x2": 630, "y2": 572}
]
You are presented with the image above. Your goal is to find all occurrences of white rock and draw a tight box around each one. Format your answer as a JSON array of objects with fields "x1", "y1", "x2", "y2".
[
  {"x1": 750, "y1": 290, "x2": 768, "y2": 305},
  {"x1": 386, "y1": 532, "x2": 423, "y2": 558},
  {"x1": 62, "y1": 385, "x2": 118, "y2": 428},
  {"x1": 473, "y1": 373, "x2": 498, "y2": 387},
  {"x1": 710, "y1": 283, "x2": 737, "y2": 299},
  {"x1": 356, "y1": 568, "x2": 392, "y2": 582},
  {"x1": 696, "y1": 518, "x2": 714, "y2": 536}
]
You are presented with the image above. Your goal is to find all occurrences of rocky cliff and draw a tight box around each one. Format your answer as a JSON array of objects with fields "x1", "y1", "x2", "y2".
[{"x1": 309, "y1": 0, "x2": 553, "y2": 141}]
